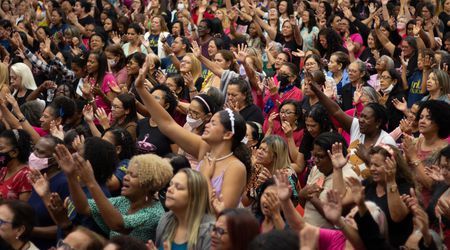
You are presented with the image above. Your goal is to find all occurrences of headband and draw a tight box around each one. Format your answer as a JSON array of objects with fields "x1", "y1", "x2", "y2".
[
  {"x1": 225, "y1": 108, "x2": 235, "y2": 134},
  {"x1": 194, "y1": 96, "x2": 211, "y2": 114}
]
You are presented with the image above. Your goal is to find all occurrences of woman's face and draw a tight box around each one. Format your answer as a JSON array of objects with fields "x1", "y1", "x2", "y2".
[
  {"x1": 301, "y1": 11, "x2": 310, "y2": 23},
  {"x1": 358, "y1": 107, "x2": 378, "y2": 134},
  {"x1": 165, "y1": 172, "x2": 189, "y2": 211},
  {"x1": 171, "y1": 22, "x2": 181, "y2": 37},
  {"x1": 339, "y1": 19, "x2": 350, "y2": 33},
  {"x1": 74, "y1": 2, "x2": 82, "y2": 15},
  {"x1": 260, "y1": 185, "x2": 278, "y2": 216},
  {"x1": 121, "y1": 161, "x2": 146, "y2": 198},
  {"x1": 331, "y1": 16, "x2": 341, "y2": 30},
  {"x1": 0, "y1": 205, "x2": 18, "y2": 244},
  {"x1": 202, "y1": 113, "x2": 228, "y2": 143},
  {"x1": 227, "y1": 85, "x2": 246, "y2": 108},
  {"x1": 89, "y1": 35, "x2": 104, "y2": 52},
  {"x1": 126, "y1": 58, "x2": 140, "y2": 75},
  {"x1": 151, "y1": 17, "x2": 161, "y2": 33},
  {"x1": 51, "y1": 10, "x2": 62, "y2": 25},
  {"x1": 111, "y1": 98, "x2": 128, "y2": 120},
  {"x1": 165, "y1": 77, "x2": 180, "y2": 94},
  {"x1": 281, "y1": 21, "x2": 293, "y2": 37},
  {"x1": 426, "y1": 72, "x2": 440, "y2": 93},
  {"x1": 367, "y1": 33, "x2": 375, "y2": 48},
  {"x1": 369, "y1": 153, "x2": 387, "y2": 183},
  {"x1": 319, "y1": 35, "x2": 327, "y2": 49},
  {"x1": 327, "y1": 55, "x2": 341, "y2": 73},
  {"x1": 86, "y1": 54, "x2": 99, "y2": 74},
  {"x1": 180, "y1": 56, "x2": 193, "y2": 73},
  {"x1": 348, "y1": 62, "x2": 362, "y2": 83},
  {"x1": 418, "y1": 108, "x2": 438, "y2": 136},
  {"x1": 9, "y1": 70, "x2": 21, "y2": 89},
  {"x1": 305, "y1": 116, "x2": 321, "y2": 138},
  {"x1": 103, "y1": 18, "x2": 113, "y2": 32},
  {"x1": 245, "y1": 124, "x2": 258, "y2": 148},
  {"x1": 268, "y1": 8, "x2": 278, "y2": 19},
  {"x1": 279, "y1": 103, "x2": 297, "y2": 125},
  {"x1": 188, "y1": 99, "x2": 208, "y2": 121},
  {"x1": 248, "y1": 23, "x2": 257, "y2": 37},
  {"x1": 210, "y1": 215, "x2": 232, "y2": 250},
  {"x1": 127, "y1": 28, "x2": 139, "y2": 43},
  {"x1": 445, "y1": 0, "x2": 450, "y2": 12},
  {"x1": 421, "y1": 6, "x2": 431, "y2": 20},
  {"x1": 214, "y1": 53, "x2": 230, "y2": 70},
  {"x1": 55, "y1": 84, "x2": 71, "y2": 98},
  {"x1": 208, "y1": 40, "x2": 219, "y2": 57},
  {"x1": 375, "y1": 57, "x2": 387, "y2": 72},
  {"x1": 1, "y1": 1, "x2": 10, "y2": 12},
  {"x1": 256, "y1": 142, "x2": 274, "y2": 167},
  {"x1": 304, "y1": 58, "x2": 320, "y2": 73},
  {"x1": 36, "y1": 27, "x2": 47, "y2": 42},
  {"x1": 215, "y1": 10, "x2": 224, "y2": 20},
  {"x1": 40, "y1": 106, "x2": 56, "y2": 131},
  {"x1": 58, "y1": 230, "x2": 92, "y2": 250},
  {"x1": 131, "y1": 0, "x2": 141, "y2": 10},
  {"x1": 274, "y1": 53, "x2": 288, "y2": 69},
  {"x1": 152, "y1": 89, "x2": 168, "y2": 110},
  {"x1": 278, "y1": 1, "x2": 287, "y2": 14},
  {"x1": 312, "y1": 144, "x2": 332, "y2": 175},
  {"x1": 379, "y1": 70, "x2": 394, "y2": 91}
]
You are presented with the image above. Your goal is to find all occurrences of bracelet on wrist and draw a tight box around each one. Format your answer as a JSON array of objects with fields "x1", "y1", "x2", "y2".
[{"x1": 18, "y1": 116, "x2": 26, "y2": 123}]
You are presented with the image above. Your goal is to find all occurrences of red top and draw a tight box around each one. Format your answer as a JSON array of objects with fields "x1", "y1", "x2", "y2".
[{"x1": 0, "y1": 166, "x2": 32, "y2": 200}]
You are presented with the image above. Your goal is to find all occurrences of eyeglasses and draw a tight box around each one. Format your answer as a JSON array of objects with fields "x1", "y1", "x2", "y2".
[
  {"x1": 279, "y1": 110, "x2": 296, "y2": 116},
  {"x1": 210, "y1": 224, "x2": 228, "y2": 236},
  {"x1": 0, "y1": 218, "x2": 11, "y2": 226},
  {"x1": 380, "y1": 75, "x2": 392, "y2": 80},
  {"x1": 57, "y1": 240, "x2": 75, "y2": 250},
  {"x1": 111, "y1": 105, "x2": 123, "y2": 110},
  {"x1": 187, "y1": 109, "x2": 203, "y2": 119}
]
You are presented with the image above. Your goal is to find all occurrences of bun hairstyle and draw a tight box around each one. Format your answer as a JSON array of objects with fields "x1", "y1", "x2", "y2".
[{"x1": 219, "y1": 109, "x2": 251, "y2": 181}]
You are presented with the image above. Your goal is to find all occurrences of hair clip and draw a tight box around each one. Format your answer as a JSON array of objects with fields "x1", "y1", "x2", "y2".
[{"x1": 225, "y1": 108, "x2": 235, "y2": 134}]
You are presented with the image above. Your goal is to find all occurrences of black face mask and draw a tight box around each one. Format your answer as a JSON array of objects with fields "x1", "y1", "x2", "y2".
[
  {"x1": 0, "y1": 151, "x2": 13, "y2": 166},
  {"x1": 277, "y1": 73, "x2": 291, "y2": 86}
]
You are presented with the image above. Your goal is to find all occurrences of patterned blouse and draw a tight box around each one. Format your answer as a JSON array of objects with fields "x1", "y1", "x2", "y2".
[{"x1": 0, "y1": 166, "x2": 32, "y2": 200}]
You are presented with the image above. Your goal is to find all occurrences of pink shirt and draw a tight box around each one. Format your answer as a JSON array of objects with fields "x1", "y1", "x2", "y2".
[
  {"x1": 92, "y1": 72, "x2": 117, "y2": 114},
  {"x1": 319, "y1": 228, "x2": 346, "y2": 250}
]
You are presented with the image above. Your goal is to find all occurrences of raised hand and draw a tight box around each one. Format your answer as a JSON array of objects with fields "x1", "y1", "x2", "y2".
[
  {"x1": 211, "y1": 189, "x2": 225, "y2": 214},
  {"x1": 267, "y1": 112, "x2": 278, "y2": 129},
  {"x1": 425, "y1": 165, "x2": 445, "y2": 182},
  {"x1": 135, "y1": 55, "x2": 150, "y2": 89},
  {"x1": 274, "y1": 170, "x2": 292, "y2": 202},
  {"x1": 28, "y1": 168, "x2": 50, "y2": 198},
  {"x1": 267, "y1": 77, "x2": 277, "y2": 94},
  {"x1": 182, "y1": 72, "x2": 194, "y2": 89},
  {"x1": 95, "y1": 107, "x2": 110, "y2": 129},
  {"x1": 111, "y1": 31, "x2": 122, "y2": 45},
  {"x1": 191, "y1": 41, "x2": 201, "y2": 58},
  {"x1": 347, "y1": 177, "x2": 365, "y2": 205},
  {"x1": 328, "y1": 142, "x2": 348, "y2": 170},
  {"x1": 392, "y1": 97, "x2": 407, "y2": 112},
  {"x1": 291, "y1": 49, "x2": 305, "y2": 58},
  {"x1": 353, "y1": 83, "x2": 363, "y2": 104},
  {"x1": 54, "y1": 144, "x2": 77, "y2": 176},
  {"x1": 82, "y1": 104, "x2": 94, "y2": 123},
  {"x1": 323, "y1": 84, "x2": 335, "y2": 99},
  {"x1": 72, "y1": 135, "x2": 85, "y2": 155},
  {"x1": 300, "y1": 224, "x2": 319, "y2": 250},
  {"x1": 402, "y1": 134, "x2": 417, "y2": 162},
  {"x1": 73, "y1": 154, "x2": 96, "y2": 185},
  {"x1": 399, "y1": 118, "x2": 412, "y2": 135},
  {"x1": 323, "y1": 189, "x2": 343, "y2": 225},
  {"x1": 299, "y1": 184, "x2": 322, "y2": 201},
  {"x1": 155, "y1": 70, "x2": 167, "y2": 84},
  {"x1": 233, "y1": 43, "x2": 248, "y2": 63},
  {"x1": 281, "y1": 121, "x2": 293, "y2": 137},
  {"x1": 49, "y1": 120, "x2": 64, "y2": 140},
  {"x1": 264, "y1": 191, "x2": 281, "y2": 216},
  {"x1": 384, "y1": 156, "x2": 397, "y2": 183}
]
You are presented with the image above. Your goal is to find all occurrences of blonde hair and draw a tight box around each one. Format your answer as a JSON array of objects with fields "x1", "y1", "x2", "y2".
[
  {"x1": 0, "y1": 62, "x2": 9, "y2": 88},
  {"x1": 164, "y1": 169, "x2": 212, "y2": 249},
  {"x1": 184, "y1": 53, "x2": 202, "y2": 84},
  {"x1": 261, "y1": 135, "x2": 291, "y2": 172},
  {"x1": 10, "y1": 63, "x2": 37, "y2": 90},
  {"x1": 216, "y1": 8, "x2": 230, "y2": 29},
  {"x1": 129, "y1": 154, "x2": 173, "y2": 194}
]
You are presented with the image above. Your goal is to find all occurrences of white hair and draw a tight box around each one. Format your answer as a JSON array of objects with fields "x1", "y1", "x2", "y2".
[{"x1": 11, "y1": 63, "x2": 37, "y2": 91}]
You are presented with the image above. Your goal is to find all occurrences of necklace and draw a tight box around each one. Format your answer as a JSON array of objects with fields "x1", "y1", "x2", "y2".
[{"x1": 207, "y1": 152, "x2": 233, "y2": 162}]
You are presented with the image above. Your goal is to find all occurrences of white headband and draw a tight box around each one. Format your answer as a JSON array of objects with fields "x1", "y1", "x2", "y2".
[{"x1": 225, "y1": 108, "x2": 235, "y2": 134}]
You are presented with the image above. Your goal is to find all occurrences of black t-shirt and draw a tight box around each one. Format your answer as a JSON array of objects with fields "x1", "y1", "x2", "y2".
[
  {"x1": 363, "y1": 180, "x2": 414, "y2": 248},
  {"x1": 136, "y1": 118, "x2": 174, "y2": 157},
  {"x1": 240, "y1": 104, "x2": 264, "y2": 125},
  {"x1": 78, "y1": 15, "x2": 95, "y2": 26},
  {"x1": 439, "y1": 12, "x2": 450, "y2": 36}
]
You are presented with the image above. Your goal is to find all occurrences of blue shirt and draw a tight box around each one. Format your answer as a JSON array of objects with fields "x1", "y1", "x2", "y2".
[{"x1": 407, "y1": 70, "x2": 424, "y2": 108}]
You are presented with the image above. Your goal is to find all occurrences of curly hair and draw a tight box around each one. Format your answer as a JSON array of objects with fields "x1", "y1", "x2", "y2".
[
  {"x1": 103, "y1": 128, "x2": 135, "y2": 160},
  {"x1": 129, "y1": 154, "x2": 173, "y2": 194},
  {"x1": 150, "y1": 84, "x2": 178, "y2": 114},
  {"x1": 84, "y1": 137, "x2": 118, "y2": 184},
  {"x1": 0, "y1": 129, "x2": 31, "y2": 163},
  {"x1": 415, "y1": 100, "x2": 450, "y2": 139},
  {"x1": 227, "y1": 78, "x2": 253, "y2": 106}
]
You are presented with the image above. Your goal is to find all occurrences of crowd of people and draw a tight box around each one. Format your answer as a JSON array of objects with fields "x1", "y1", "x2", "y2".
[{"x1": 0, "y1": 0, "x2": 448, "y2": 249}]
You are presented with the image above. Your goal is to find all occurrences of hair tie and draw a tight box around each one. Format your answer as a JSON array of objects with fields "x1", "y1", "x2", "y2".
[
  {"x1": 225, "y1": 108, "x2": 235, "y2": 134},
  {"x1": 194, "y1": 96, "x2": 211, "y2": 113}
]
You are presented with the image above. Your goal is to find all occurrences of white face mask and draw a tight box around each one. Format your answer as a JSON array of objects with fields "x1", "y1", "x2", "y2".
[
  {"x1": 177, "y1": 3, "x2": 185, "y2": 10},
  {"x1": 186, "y1": 115, "x2": 203, "y2": 129},
  {"x1": 107, "y1": 59, "x2": 117, "y2": 68},
  {"x1": 381, "y1": 83, "x2": 394, "y2": 94}
]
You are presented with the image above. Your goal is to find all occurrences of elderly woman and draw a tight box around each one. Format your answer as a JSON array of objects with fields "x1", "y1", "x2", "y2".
[{"x1": 55, "y1": 145, "x2": 173, "y2": 242}]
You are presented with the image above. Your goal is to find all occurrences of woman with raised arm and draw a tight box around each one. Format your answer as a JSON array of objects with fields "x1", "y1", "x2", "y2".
[
  {"x1": 307, "y1": 70, "x2": 396, "y2": 179},
  {"x1": 135, "y1": 55, "x2": 251, "y2": 210}
]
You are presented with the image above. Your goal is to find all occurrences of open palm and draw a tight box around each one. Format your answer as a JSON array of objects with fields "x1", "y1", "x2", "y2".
[
  {"x1": 328, "y1": 143, "x2": 347, "y2": 170},
  {"x1": 274, "y1": 170, "x2": 291, "y2": 202}
]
